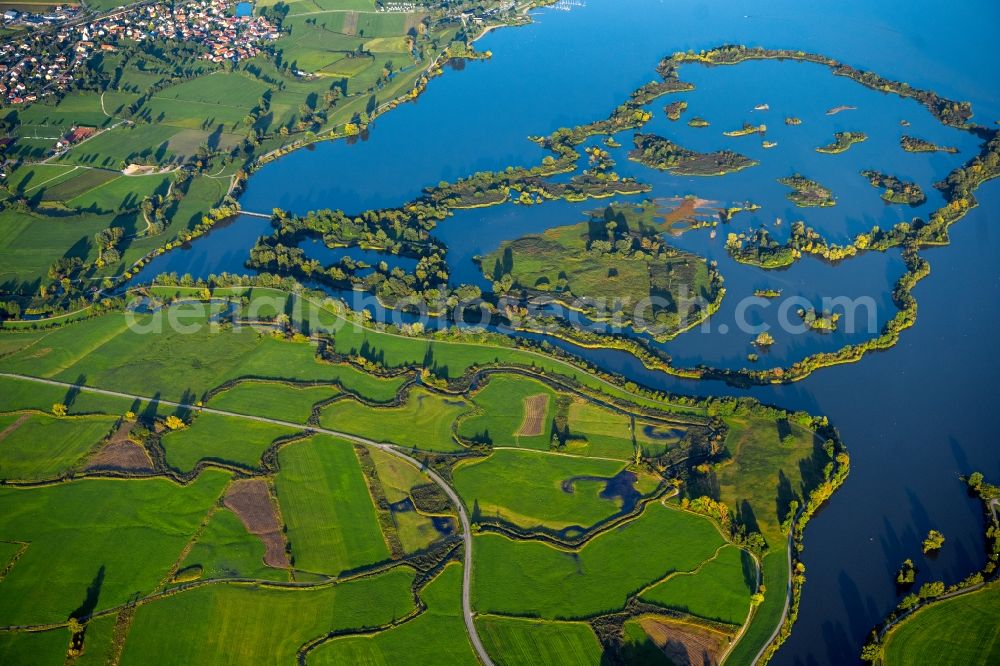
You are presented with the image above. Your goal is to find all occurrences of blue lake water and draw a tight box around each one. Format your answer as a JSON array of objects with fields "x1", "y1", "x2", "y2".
[{"x1": 128, "y1": 0, "x2": 1000, "y2": 663}]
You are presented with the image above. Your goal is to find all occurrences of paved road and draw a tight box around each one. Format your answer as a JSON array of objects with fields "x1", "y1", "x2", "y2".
[
  {"x1": 750, "y1": 508, "x2": 801, "y2": 665},
  {"x1": 0, "y1": 372, "x2": 495, "y2": 666}
]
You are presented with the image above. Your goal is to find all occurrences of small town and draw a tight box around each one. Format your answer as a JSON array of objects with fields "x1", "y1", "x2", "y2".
[{"x1": 0, "y1": 0, "x2": 279, "y2": 105}]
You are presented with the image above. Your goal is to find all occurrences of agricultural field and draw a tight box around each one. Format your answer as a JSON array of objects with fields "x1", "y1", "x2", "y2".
[
  {"x1": 274, "y1": 435, "x2": 391, "y2": 574},
  {"x1": 472, "y1": 502, "x2": 728, "y2": 619},
  {"x1": 639, "y1": 544, "x2": 754, "y2": 625},
  {"x1": 206, "y1": 379, "x2": 340, "y2": 423},
  {"x1": 0, "y1": 298, "x2": 836, "y2": 663},
  {"x1": 310, "y1": 563, "x2": 477, "y2": 665},
  {"x1": 476, "y1": 615, "x2": 603, "y2": 666},
  {"x1": 0, "y1": 410, "x2": 117, "y2": 480},
  {"x1": 458, "y1": 374, "x2": 556, "y2": 449},
  {"x1": 881, "y1": 585, "x2": 1000, "y2": 665},
  {"x1": 159, "y1": 411, "x2": 298, "y2": 472},
  {"x1": 178, "y1": 505, "x2": 286, "y2": 581},
  {"x1": 119, "y1": 567, "x2": 417, "y2": 664},
  {"x1": 318, "y1": 387, "x2": 470, "y2": 452},
  {"x1": 453, "y1": 449, "x2": 629, "y2": 530},
  {"x1": 368, "y1": 446, "x2": 454, "y2": 552},
  {"x1": 0, "y1": 470, "x2": 230, "y2": 625}
]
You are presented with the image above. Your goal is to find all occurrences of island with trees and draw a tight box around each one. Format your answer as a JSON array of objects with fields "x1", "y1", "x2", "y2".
[
  {"x1": 900, "y1": 135, "x2": 959, "y2": 153},
  {"x1": 664, "y1": 100, "x2": 688, "y2": 120},
  {"x1": 477, "y1": 200, "x2": 724, "y2": 340},
  {"x1": 816, "y1": 131, "x2": 868, "y2": 154},
  {"x1": 778, "y1": 175, "x2": 836, "y2": 207},
  {"x1": 723, "y1": 122, "x2": 767, "y2": 137},
  {"x1": 862, "y1": 170, "x2": 927, "y2": 205},
  {"x1": 630, "y1": 133, "x2": 758, "y2": 176}
]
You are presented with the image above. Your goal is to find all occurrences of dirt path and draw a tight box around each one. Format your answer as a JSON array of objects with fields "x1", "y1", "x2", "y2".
[
  {"x1": 0, "y1": 414, "x2": 30, "y2": 442},
  {"x1": 0, "y1": 372, "x2": 495, "y2": 666}
]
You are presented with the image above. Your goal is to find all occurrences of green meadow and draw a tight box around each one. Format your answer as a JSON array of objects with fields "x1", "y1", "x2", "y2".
[
  {"x1": 882, "y1": 585, "x2": 1000, "y2": 665},
  {"x1": 275, "y1": 435, "x2": 390, "y2": 574},
  {"x1": 453, "y1": 449, "x2": 626, "y2": 529},
  {"x1": 0, "y1": 470, "x2": 230, "y2": 625},
  {"x1": 639, "y1": 544, "x2": 754, "y2": 625},
  {"x1": 318, "y1": 387, "x2": 469, "y2": 452},
  {"x1": 206, "y1": 380, "x2": 340, "y2": 424},
  {"x1": 311, "y1": 563, "x2": 477, "y2": 665},
  {"x1": 180, "y1": 507, "x2": 284, "y2": 582},
  {"x1": 119, "y1": 567, "x2": 416, "y2": 665},
  {"x1": 160, "y1": 412, "x2": 298, "y2": 472},
  {"x1": 0, "y1": 411, "x2": 117, "y2": 480},
  {"x1": 0, "y1": 629, "x2": 70, "y2": 665},
  {"x1": 459, "y1": 374, "x2": 556, "y2": 450},
  {"x1": 476, "y1": 615, "x2": 603, "y2": 666},
  {"x1": 473, "y1": 503, "x2": 725, "y2": 619},
  {"x1": 367, "y1": 447, "x2": 451, "y2": 552}
]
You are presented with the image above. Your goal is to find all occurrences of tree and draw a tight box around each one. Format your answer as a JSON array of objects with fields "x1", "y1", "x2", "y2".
[
  {"x1": 52, "y1": 403, "x2": 67, "y2": 417},
  {"x1": 753, "y1": 331, "x2": 775, "y2": 347},
  {"x1": 923, "y1": 530, "x2": 945, "y2": 553},
  {"x1": 164, "y1": 415, "x2": 186, "y2": 430},
  {"x1": 896, "y1": 558, "x2": 916, "y2": 584}
]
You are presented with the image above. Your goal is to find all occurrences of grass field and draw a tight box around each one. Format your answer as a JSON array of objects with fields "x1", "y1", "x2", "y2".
[
  {"x1": 725, "y1": 549, "x2": 788, "y2": 665},
  {"x1": 119, "y1": 567, "x2": 416, "y2": 665},
  {"x1": 160, "y1": 412, "x2": 298, "y2": 472},
  {"x1": 639, "y1": 544, "x2": 753, "y2": 625},
  {"x1": 180, "y1": 505, "x2": 285, "y2": 581},
  {"x1": 0, "y1": 411, "x2": 116, "y2": 480},
  {"x1": 714, "y1": 415, "x2": 822, "y2": 543},
  {"x1": 318, "y1": 387, "x2": 469, "y2": 452},
  {"x1": 311, "y1": 563, "x2": 476, "y2": 665},
  {"x1": 207, "y1": 380, "x2": 340, "y2": 423},
  {"x1": 0, "y1": 470, "x2": 229, "y2": 625},
  {"x1": 473, "y1": 502, "x2": 726, "y2": 619},
  {"x1": 0, "y1": 208, "x2": 130, "y2": 291},
  {"x1": 564, "y1": 399, "x2": 637, "y2": 459},
  {"x1": 0, "y1": 629, "x2": 70, "y2": 665},
  {"x1": 459, "y1": 374, "x2": 555, "y2": 450},
  {"x1": 453, "y1": 449, "x2": 627, "y2": 530},
  {"x1": 882, "y1": 584, "x2": 1000, "y2": 665},
  {"x1": 75, "y1": 613, "x2": 118, "y2": 666},
  {"x1": 0, "y1": 309, "x2": 412, "y2": 404},
  {"x1": 58, "y1": 124, "x2": 183, "y2": 168},
  {"x1": 367, "y1": 446, "x2": 450, "y2": 552},
  {"x1": 476, "y1": 615, "x2": 603, "y2": 666},
  {"x1": 63, "y1": 172, "x2": 172, "y2": 213},
  {"x1": 0, "y1": 375, "x2": 136, "y2": 416},
  {"x1": 275, "y1": 435, "x2": 389, "y2": 574}
]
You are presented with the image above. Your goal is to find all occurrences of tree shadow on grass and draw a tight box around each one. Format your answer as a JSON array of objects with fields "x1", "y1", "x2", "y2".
[
  {"x1": 69, "y1": 565, "x2": 105, "y2": 621},
  {"x1": 63, "y1": 374, "x2": 87, "y2": 410}
]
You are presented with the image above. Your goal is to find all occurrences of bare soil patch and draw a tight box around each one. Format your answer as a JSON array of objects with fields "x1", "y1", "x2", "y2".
[
  {"x1": 637, "y1": 615, "x2": 732, "y2": 666},
  {"x1": 86, "y1": 422, "x2": 154, "y2": 472},
  {"x1": 223, "y1": 479, "x2": 290, "y2": 568},
  {"x1": 0, "y1": 414, "x2": 30, "y2": 443},
  {"x1": 516, "y1": 394, "x2": 550, "y2": 437},
  {"x1": 402, "y1": 12, "x2": 427, "y2": 34},
  {"x1": 341, "y1": 11, "x2": 358, "y2": 35}
]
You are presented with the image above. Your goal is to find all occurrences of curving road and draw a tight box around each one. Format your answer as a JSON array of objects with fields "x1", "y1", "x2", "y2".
[{"x1": 0, "y1": 373, "x2": 495, "y2": 666}]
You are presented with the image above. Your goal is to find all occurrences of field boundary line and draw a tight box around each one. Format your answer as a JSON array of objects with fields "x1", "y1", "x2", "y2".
[{"x1": 0, "y1": 371, "x2": 495, "y2": 666}]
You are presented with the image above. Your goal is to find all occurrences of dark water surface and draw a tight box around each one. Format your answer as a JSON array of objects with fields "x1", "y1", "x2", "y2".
[{"x1": 131, "y1": 1, "x2": 1000, "y2": 663}]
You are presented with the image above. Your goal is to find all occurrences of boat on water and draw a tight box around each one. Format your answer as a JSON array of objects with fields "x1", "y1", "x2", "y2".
[
  {"x1": 762, "y1": 140, "x2": 777, "y2": 148},
  {"x1": 753, "y1": 103, "x2": 769, "y2": 111}
]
